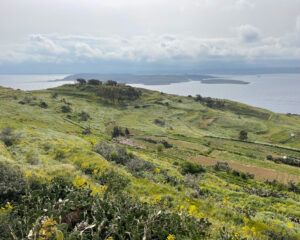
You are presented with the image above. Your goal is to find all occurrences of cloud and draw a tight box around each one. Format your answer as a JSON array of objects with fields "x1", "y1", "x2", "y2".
[
  {"x1": 29, "y1": 34, "x2": 69, "y2": 55},
  {"x1": 234, "y1": 0, "x2": 255, "y2": 10},
  {"x1": 296, "y1": 15, "x2": 300, "y2": 32},
  {"x1": 1, "y1": 28, "x2": 300, "y2": 70},
  {"x1": 237, "y1": 24, "x2": 261, "y2": 43}
]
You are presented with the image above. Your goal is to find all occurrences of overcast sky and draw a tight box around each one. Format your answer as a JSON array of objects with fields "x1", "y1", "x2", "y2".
[{"x1": 0, "y1": 0, "x2": 300, "y2": 73}]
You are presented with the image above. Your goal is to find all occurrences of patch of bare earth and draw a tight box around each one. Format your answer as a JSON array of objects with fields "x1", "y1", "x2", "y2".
[
  {"x1": 111, "y1": 138, "x2": 140, "y2": 147},
  {"x1": 192, "y1": 155, "x2": 300, "y2": 184},
  {"x1": 200, "y1": 118, "x2": 215, "y2": 128}
]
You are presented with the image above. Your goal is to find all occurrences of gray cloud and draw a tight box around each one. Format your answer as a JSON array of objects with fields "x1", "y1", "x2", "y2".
[
  {"x1": 237, "y1": 25, "x2": 261, "y2": 43},
  {"x1": 1, "y1": 0, "x2": 300, "y2": 72}
]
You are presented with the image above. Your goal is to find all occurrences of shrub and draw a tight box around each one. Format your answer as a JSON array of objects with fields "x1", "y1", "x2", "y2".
[
  {"x1": 105, "y1": 80, "x2": 118, "y2": 86},
  {"x1": 54, "y1": 149, "x2": 65, "y2": 160},
  {"x1": 111, "y1": 126, "x2": 124, "y2": 138},
  {"x1": 154, "y1": 119, "x2": 165, "y2": 126},
  {"x1": 157, "y1": 143, "x2": 164, "y2": 152},
  {"x1": 82, "y1": 127, "x2": 91, "y2": 135},
  {"x1": 239, "y1": 130, "x2": 248, "y2": 141},
  {"x1": 87, "y1": 79, "x2": 102, "y2": 85},
  {"x1": 0, "y1": 162, "x2": 27, "y2": 201},
  {"x1": 25, "y1": 153, "x2": 39, "y2": 165},
  {"x1": 0, "y1": 176, "x2": 211, "y2": 239},
  {"x1": 39, "y1": 101, "x2": 48, "y2": 108},
  {"x1": 161, "y1": 140, "x2": 172, "y2": 148},
  {"x1": 214, "y1": 162, "x2": 230, "y2": 172},
  {"x1": 76, "y1": 78, "x2": 86, "y2": 86},
  {"x1": 51, "y1": 92, "x2": 58, "y2": 98},
  {"x1": 125, "y1": 157, "x2": 155, "y2": 174},
  {"x1": 181, "y1": 161, "x2": 205, "y2": 175},
  {"x1": 61, "y1": 105, "x2": 71, "y2": 113},
  {"x1": 0, "y1": 127, "x2": 20, "y2": 146},
  {"x1": 78, "y1": 111, "x2": 90, "y2": 122},
  {"x1": 266, "y1": 155, "x2": 273, "y2": 160}
]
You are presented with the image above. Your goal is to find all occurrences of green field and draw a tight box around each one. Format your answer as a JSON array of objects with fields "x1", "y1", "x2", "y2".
[{"x1": 0, "y1": 83, "x2": 300, "y2": 239}]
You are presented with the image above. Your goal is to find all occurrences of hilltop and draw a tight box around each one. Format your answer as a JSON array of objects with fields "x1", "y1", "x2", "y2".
[{"x1": 0, "y1": 81, "x2": 300, "y2": 239}]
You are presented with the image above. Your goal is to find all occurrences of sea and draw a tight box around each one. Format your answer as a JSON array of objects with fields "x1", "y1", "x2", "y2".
[{"x1": 0, "y1": 73, "x2": 299, "y2": 114}]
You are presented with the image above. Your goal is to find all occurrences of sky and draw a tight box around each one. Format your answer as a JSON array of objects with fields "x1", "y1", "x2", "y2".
[{"x1": 0, "y1": 0, "x2": 300, "y2": 74}]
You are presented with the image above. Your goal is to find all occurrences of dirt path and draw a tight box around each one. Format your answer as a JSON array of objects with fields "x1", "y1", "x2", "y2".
[{"x1": 192, "y1": 155, "x2": 300, "y2": 184}]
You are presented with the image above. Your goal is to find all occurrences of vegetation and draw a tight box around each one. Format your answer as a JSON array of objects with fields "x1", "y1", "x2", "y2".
[{"x1": 0, "y1": 82, "x2": 300, "y2": 239}]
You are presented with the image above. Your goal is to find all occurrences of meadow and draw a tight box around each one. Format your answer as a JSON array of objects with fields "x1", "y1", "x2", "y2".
[{"x1": 0, "y1": 81, "x2": 300, "y2": 239}]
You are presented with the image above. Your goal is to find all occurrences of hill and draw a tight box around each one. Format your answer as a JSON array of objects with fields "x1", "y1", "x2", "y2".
[{"x1": 0, "y1": 82, "x2": 300, "y2": 239}]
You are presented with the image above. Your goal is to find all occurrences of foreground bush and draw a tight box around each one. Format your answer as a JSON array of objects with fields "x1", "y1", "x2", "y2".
[
  {"x1": 0, "y1": 176, "x2": 211, "y2": 239},
  {"x1": 0, "y1": 162, "x2": 27, "y2": 202}
]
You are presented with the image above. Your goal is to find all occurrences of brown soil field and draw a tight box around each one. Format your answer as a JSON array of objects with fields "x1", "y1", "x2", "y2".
[{"x1": 192, "y1": 155, "x2": 300, "y2": 184}]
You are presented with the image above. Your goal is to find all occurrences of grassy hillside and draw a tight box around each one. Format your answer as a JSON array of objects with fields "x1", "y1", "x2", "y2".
[{"x1": 0, "y1": 82, "x2": 300, "y2": 240}]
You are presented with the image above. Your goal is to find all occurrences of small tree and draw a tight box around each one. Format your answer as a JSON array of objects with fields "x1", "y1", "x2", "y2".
[
  {"x1": 88, "y1": 79, "x2": 102, "y2": 86},
  {"x1": 125, "y1": 128, "x2": 130, "y2": 136},
  {"x1": 239, "y1": 130, "x2": 248, "y2": 141},
  {"x1": 106, "y1": 80, "x2": 118, "y2": 86},
  {"x1": 76, "y1": 78, "x2": 86, "y2": 86},
  {"x1": 112, "y1": 126, "x2": 123, "y2": 138}
]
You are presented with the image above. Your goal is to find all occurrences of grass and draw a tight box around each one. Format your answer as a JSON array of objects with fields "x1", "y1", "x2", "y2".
[{"x1": 1, "y1": 83, "x2": 300, "y2": 239}]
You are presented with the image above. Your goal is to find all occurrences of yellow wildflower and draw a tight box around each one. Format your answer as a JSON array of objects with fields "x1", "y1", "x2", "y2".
[
  {"x1": 73, "y1": 176, "x2": 86, "y2": 188},
  {"x1": 287, "y1": 222, "x2": 293, "y2": 229},
  {"x1": 39, "y1": 217, "x2": 57, "y2": 240},
  {"x1": 167, "y1": 234, "x2": 176, "y2": 240},
  {"x1": 189, "y1": 205, "x2": 197, "y2": 215}
]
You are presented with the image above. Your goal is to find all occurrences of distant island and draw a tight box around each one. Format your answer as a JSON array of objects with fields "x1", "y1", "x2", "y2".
[
  {"x1": 201, "y1": 79, "x2": 249, "y2": 84},
  {"x1": 51, "y1": 73, "x2": 249, "y2": 85}
]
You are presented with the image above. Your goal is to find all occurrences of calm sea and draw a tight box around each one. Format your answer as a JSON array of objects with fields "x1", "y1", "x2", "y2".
[
  {"x1": 0, "y1": 73, "x2": 299, "y2": 114},
  {"x1": 0, "y1": 74, "x2": 70, "y2": 91},
  {"x1": 130, "y1": 73, "x2": 300, "y2": 114}
]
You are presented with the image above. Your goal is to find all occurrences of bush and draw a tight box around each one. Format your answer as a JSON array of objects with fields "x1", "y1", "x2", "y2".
[
  {"x1": 54, "y1": 149, "x2": 65, "y2": 160},
  {"x1": 76, "y1": 78, "x2": 86, "y2": 86},
  {"x1": 0, "y1": 127, "x2": 20, "y2": 146},
  {"x1": 154, "y1": 119, "x2": 165, "y2": 126},
  {"x1": 25, "y1": 153, "x2": 39, "y2": 165},
  {"x1": 39, "y1": 101, "x2": 48, "y2": 108},
  {"x1": 214, "y1": 162, "x2": 230, "y2": 172},
  {"x1": 61, "y1": 105, "x2": 71, "y2": 113},
  {"x1": 239, "y1": 130, "x2": 248, "y2": 141},
  {"x1": 161, "y1": 140, "x2": 172, "y2": 148},
  {"x1": 157, "y1": 143, "x2": 164, "y2": 152},
  {"x1": 105, "y1": 80, "x2": 117, "y2": 86},
  {"x1": 181, "y1": 161, "x2": 205, "y2": 175},
  {"x1": 78, "y1": 111, "x2": 90, "y2": 122},
  {"x1": 51, "y1": 92, "x2": 58, "y2": 98},
  {"x1": 87, "y1": 79, "x2": 102, "y2": 85},
  {"x1": 0, "y1": 162, "x2": 27, "y2": 201},
  {"x1": 111, "y1": 126, "x2": 124, "y2": 138},
  {"x1": 0, "y1": 176, "x2": 211, "y2": 239}
]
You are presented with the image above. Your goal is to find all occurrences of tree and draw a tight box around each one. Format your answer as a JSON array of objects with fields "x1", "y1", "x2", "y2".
[
  {"x1": 239, "y1": 130, "x2": 248, "y2": 141},
  {"x1": 88, "y1": 79, "x2": 102, "y2": 86},
  {"x1": 112, "y1": 126, "x2": 124, "y2": 138},
  {"x1": 105, "y1": 80, "x2": 118, "y2": 86},
  {"x1": 125, "y1": 128, "x2": 130, "y2": 136},
  {"x1": 76, "y1": 78, "x2": 86, "y2": 86}
]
